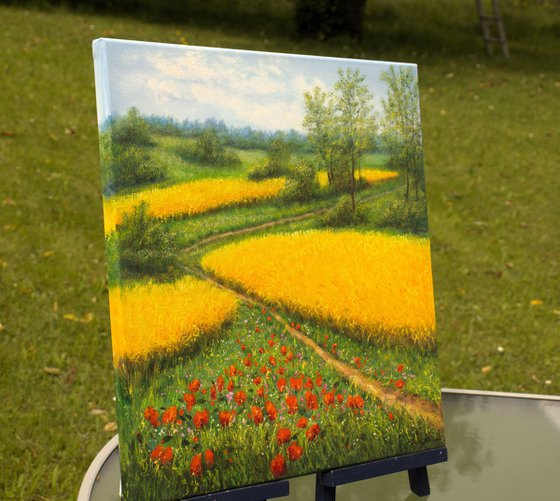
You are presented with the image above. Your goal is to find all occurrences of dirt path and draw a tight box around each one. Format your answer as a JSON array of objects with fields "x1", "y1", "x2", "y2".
[
  {"x1": 200, "y1": 272, "x2": 444, "y2": 430},
  {"x1": 182, "y1": 185, "x2": 400, "y2": 254},
  {"x1": 181, "y1": 182, "x2": 443, "y2": 429}
]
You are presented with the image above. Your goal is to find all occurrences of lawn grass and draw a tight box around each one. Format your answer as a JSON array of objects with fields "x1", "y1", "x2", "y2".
[{"x1": 0, "y1": 1, "x2": 559, "y2": 500}]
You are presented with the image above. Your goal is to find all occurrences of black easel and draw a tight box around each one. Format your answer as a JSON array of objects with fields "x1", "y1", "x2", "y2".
[
  {"x1": 180, "y1": 479, "x2": 289, "y2": 501},
  {"x1": 316, "y1": 447, "x2": 447, "y2": 500}
]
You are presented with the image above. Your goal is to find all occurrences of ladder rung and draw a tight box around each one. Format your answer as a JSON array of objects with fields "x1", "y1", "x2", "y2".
[{"x1": 486, "y1": 37, "x2": 507, "y2": 44}]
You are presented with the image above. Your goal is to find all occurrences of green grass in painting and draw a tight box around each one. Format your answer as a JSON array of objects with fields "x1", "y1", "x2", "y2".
[
  {"x1": 115, "y1": 302, "x2": 443, "y2": 500},
  {"x1": 1, "y1": 1, "x2": 559, "y2": 500},
  {"x1": 170, "y1": 177, "x2": 401, "y2": 247}
]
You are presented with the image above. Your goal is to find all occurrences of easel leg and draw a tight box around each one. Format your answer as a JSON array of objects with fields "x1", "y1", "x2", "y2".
[
  {"x1": 408, "y1": 466, "x2": 430, "y2": 496},
  {"x1": 315, "y1": 474, "x2": 336, "y2": 501}
]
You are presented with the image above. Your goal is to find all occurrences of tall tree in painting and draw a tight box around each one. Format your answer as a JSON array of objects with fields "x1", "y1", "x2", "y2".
[
  {"x1": 381, "y1": 66, "x2": 424, "y2": 201},
  {"x1": 303, "y1": 68, "x2": 376, "y2": 212},
  {"x1": 303, "y1": 87, "x2": 338, "y2": 185},
  {"x1": 333, "y1": 68, "x2": 376, "y2": 211}
]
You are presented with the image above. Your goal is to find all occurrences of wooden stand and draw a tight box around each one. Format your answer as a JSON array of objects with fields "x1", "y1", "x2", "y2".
[
  {"x1": 315, "y1": 447, "x2": 447, "y2": 500},
  {"x1": 179, "y1": 479, "x2": 289, "y2": 501}
]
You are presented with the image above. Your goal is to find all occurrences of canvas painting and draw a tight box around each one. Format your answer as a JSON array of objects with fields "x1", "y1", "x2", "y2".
[{"x1": 93, "y1": 38, "x2": 445, "y2": 500}]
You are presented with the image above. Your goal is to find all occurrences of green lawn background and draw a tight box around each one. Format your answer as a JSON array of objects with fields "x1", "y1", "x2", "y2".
[{"x1": 0, "y1": 1, "x2": 558, "y2": 499}]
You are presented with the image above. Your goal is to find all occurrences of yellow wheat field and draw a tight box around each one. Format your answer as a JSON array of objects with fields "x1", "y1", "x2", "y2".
[
  {"x1": 108, "y1": 276, "x2": 238, "y2": 363},
  {"x1": 317, "y1": 169, "x2": 399, "y2": 188},
  {"x1": 103, "y1": 177, "x2": 285, "y2": 235},
  {"x1": 202, "y1": 230, "x2": 435, "y2": 346}
]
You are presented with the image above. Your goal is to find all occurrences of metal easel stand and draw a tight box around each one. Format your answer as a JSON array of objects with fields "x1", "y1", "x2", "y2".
[{"x1": 315, "y1": 447, "x2": 448, "y2": 501}]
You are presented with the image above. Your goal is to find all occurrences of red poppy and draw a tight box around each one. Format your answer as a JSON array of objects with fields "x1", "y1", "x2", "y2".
[
  {"x1": 286, "y1": 394, "x2": 299, "y2": 414},
  {"x1": 388, "y1": 412, "x2": 394, "y2": 421},
  {"x1": 228, "y1": 365, "x2": 237, "y2": 376},
  {"x1": 354, "y1": 357, "x2": 362, "y2": 368},
  {"x1": 397, "y1": 364, "x2": 404, "y2": 373},
  {"x1": 227, "y1": 379, "x2": 235, "y2": 392},
  {"x1": 257, "y1": 386, "x2": 265, "y2": 398},
  {"x1": 323, "y1": 391, "x2": 335, "y2": 407},
  {"x1": 144, "y1": 406, "x2": 159, "y2": 427},
  {"x1": 305, "y1": 391, "x2": 318, "y2": 410},
  {"x1": 188, "y1": 379, "x2": 201, "y2": 393},
  {"x1": 217, "y1": 375, "x2": 224, "y2": 392},
  {"x1": 183, "y1": 393, "x2": 196, "y2": 412},
  {"x1": 395, "y1": 379, "x2": 405, "y2": 390},
  {"x1": 190, "y1": 453, "x2": 203, "y2": 476},
  {"x1": 241, "y1": 343, "x2": 246, "y2": 351},
  {"x1": 253, "y1": 376, "x2": 262, "y2": 386},
  {"x1": 255, "y1": 327, "x2": 260, "y2": 333},
  {"x1": 250, "y1": 405, "x2": 263, "y2": 425},
  {"x1": 265, "y1": 400, "x2": 278, "y2": 422},
  {"x1": 150, "y1": 444, "x2": 163, "y2": 461},
  {"x1": 280, "y1": 345, "x2": 287, "y2": 356},
  {"x1": 315, "y1": 376, "x2": 323, "y2": 387},
  {"x1": 347, "y1": 395, "x2": 365, "y2": 410},
  {"x1": 210, "y1": 385, "x2": 217, "y2": 401},
  {"x1": 219, "y1": 410, "x2": 234, "y2": 427},
  {"x1": 160, "y1": 446, "x2": 173, "y2": 465},
  {"x1": 304, "y1": 378, "x2": 314, "y2": 390},
  {"x1": 270, "y1": 454, "x2": 286, "y2": 478},
  {"x1": 289, "y1": 376, "x2": 303, "y2": 391},
  {"x1": 268, "y1": 339, "x2": 275, "y2": 348},
  {"x1": 285, "y1": 351, "x2": 294, "y2": 362},
  {"x1": 234, "y1": 390, "x2": 247, "y2": 406},
  {"x1": 296, "y1": 417, "x2": 308, "y2": 429},
  {"x1": 193, "y1": 409, "x2": 209, "y2": 429},
  {"x1": 268, "y1": 356, "x2": 277, "y2": 366},
  {"x1": 277, "y1": 377, "x2": 287, "y2": 392},
  {"x1": 287, "y1": 442, "x2": 303, "y2": 461},
  {"x1": 277, "y1": 367, "x2": 285, "y2": 375},
  {"x1": 296, "y1": 323, "x2": 301, "y2": 331},
  {"x1": 244, "y1": 356, "x2": 252, "y2": 367},
  {"x1": 306, "y1": 423, "x2": 320, "y2": 442},
  {"x1": 259, "y1": 347, "x2": 265, "y2": 354},
  {"x1": 205, "y1": 449, "x2": 215, "y2": 469},
  {"x1": 259, "y1": 366, "x2": 268, "y2": 374},
  {"x1": 337, "y1": 393, "x2": 344, "y2": 404},
  {"x1": 267, "y1": 316, "x2": 272, "y2": 322},
  {"x1": 331, "y1": 343, "x2": 338, "y2": 354},
  {"x1": 277, "y1": 427, "x2": 292, "y2": 445},
  {"x1": 161, "y1": 405, "x2": 178, "y2": 425}
]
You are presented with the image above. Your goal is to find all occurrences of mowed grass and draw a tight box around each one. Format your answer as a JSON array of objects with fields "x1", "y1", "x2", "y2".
[
  {"x1": 0, "y1": 1, "x2": 559, "y2": 500},
  {"x1": 108, "y1": 276, "x2": 238, "y2": 363},
  {"x1": 103, "y1": 177, "x2": 285, "y2": 234},
  {"x1": 202, "y1": 230, "x2": 436, "y2": 346}
]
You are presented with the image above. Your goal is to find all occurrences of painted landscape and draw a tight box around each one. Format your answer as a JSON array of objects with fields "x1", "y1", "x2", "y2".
[{"x1": 95, "y1": 41, "x2": 445, "y2": 500}]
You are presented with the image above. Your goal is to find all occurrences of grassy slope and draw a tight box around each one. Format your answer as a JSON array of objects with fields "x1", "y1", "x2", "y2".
[{"x1": 0, "y1": 1, "x2": 559, "y2": 499}]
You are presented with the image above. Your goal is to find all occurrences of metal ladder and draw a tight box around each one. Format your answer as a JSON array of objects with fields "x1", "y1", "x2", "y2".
[{"x1": 475, "y1": 0, "x2": 510, "y2": 58}]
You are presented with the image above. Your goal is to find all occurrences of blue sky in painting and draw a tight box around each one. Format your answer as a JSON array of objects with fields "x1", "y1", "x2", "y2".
[{"x1": 94, "y1": 39, "x2": 416, "y2": 133}]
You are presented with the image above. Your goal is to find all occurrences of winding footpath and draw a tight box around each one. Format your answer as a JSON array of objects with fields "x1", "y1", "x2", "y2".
[
  {"x1": 182, "y1": 185, "x2": 401, "y2": 254},
  {"x1": 181, "y1": 182, "x2": 444, "y2": 430}
]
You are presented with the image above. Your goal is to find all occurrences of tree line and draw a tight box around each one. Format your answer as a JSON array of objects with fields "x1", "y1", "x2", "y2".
[{"x1": 303, "y1": 65, "x2": 425, "y2": 214}]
